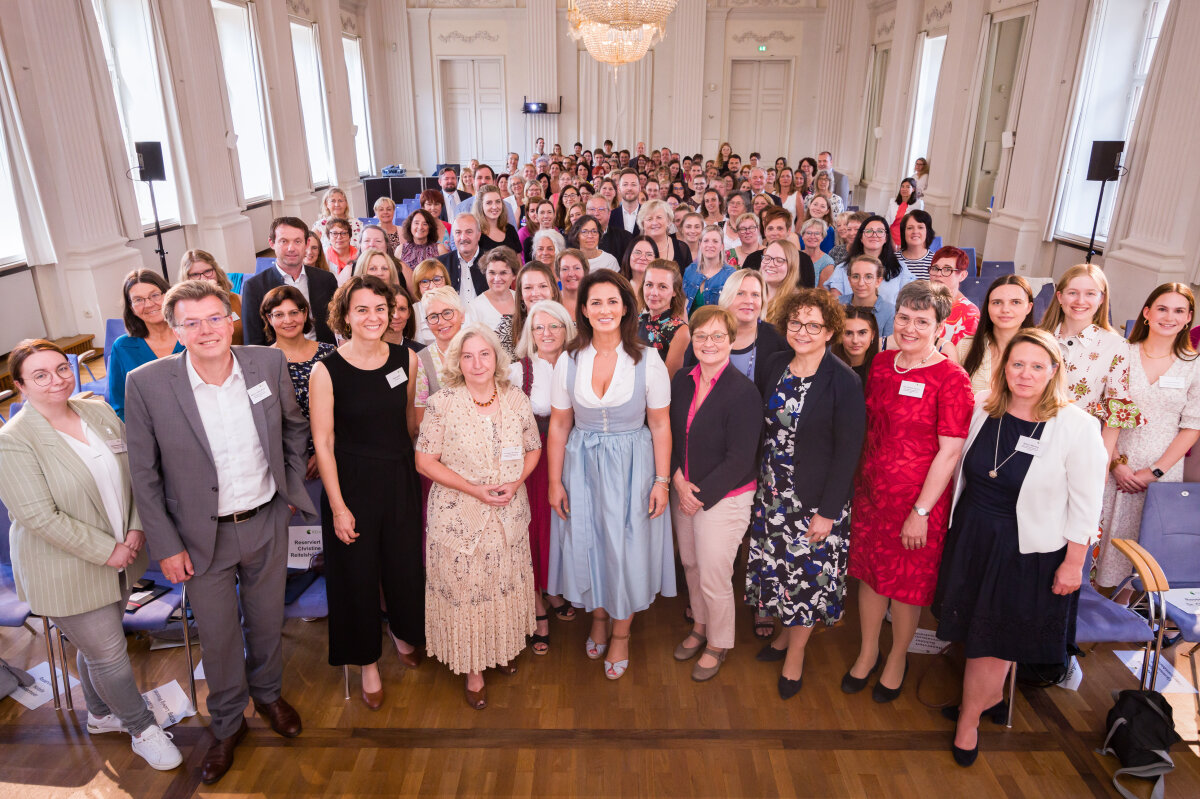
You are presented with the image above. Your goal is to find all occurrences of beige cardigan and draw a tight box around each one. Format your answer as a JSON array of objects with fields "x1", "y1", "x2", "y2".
[{"x1": 0, "y1": 398, "x2": 146, "y2": 616}]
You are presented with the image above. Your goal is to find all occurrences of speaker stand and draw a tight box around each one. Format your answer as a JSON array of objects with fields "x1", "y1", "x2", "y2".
[
  {"x1": 1085, "y1": 177, "x2": 1108, "y2": 265},
  {"x1": 146, "y1": 179, "x2": 169, "y2": 280}
]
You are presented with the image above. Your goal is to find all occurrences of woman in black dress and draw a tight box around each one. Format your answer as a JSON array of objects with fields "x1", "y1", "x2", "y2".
[
  {"x1": 309, "y1": 275, "x2": 425, "y2": 711},
  {"x1": 933, "y1": 328, "x2": 1107, "y2": 766}
]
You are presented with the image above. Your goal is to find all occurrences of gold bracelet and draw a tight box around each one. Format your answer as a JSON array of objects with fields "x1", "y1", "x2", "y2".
[{"x1": 1109, "y1": 454, "x2": 1128, "y2": 473}]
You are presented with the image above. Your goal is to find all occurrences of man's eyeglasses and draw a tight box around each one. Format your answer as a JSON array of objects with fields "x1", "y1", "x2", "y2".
[{"x1": 174, "y1": 315, "x2": 230, "y2": 333}]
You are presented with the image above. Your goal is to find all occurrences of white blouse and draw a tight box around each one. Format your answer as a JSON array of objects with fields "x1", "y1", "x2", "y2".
[
  {"x1": 1054, "y1": 323, "x2": 1144, "y2": 428},
  {"x1": 466, "y1": 290, "x2": 515, "y2": 328},
  {"x1": 57, "y1": 420, "x2": 127, "y2": 544},
  {"x1": 551, "y1": 344, "x2": 671, "y2": 411},
  {"x1": 413, "y1": 300, "x2": 435, "y2": 346},
  {"x1": 508, "y1": 353, "x2": 558, "y2": 416},
  {"x1": 588, "y1": 252, "x2": 619, "y2": 272}
]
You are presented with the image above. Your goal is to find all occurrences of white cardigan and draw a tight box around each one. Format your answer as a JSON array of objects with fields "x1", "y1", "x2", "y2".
[{"x1": 950, "y1": 402, "x2": 1107, "y2": 554}]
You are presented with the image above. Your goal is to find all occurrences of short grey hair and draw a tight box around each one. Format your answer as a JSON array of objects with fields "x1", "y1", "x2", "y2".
[
  {"x1": 800, "y1": 217, "x2": 828, "y2": 238},
  {"x1": 515, "y1": 300, "x2": 576, "y2": 360},
  {"x1": 531, "y1": 228, "x2": 565, "y2": 253},
  {"x1": 896, "y1": 280, "x2": 954, "y2": 324},
  {"x1": 163, "y1": 280, "x2": 232, "y2": 328}
]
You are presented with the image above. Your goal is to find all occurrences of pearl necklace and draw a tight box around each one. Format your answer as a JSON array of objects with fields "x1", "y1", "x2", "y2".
[{"x1": 892, "y1": 346, "x2": 937, "y2": 375}]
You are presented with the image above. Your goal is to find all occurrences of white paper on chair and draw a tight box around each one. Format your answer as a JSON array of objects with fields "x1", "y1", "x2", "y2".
[
  {"x1": 141, "y1": 680, "x2": 196, "y2": 728},
  {"x1": 194, "y1": 660, "x2": 204, "y2": 680},
  {"x1": 1055, "y1": 656, "x2": 1083, "y2": 691},
  {"x1": 8, "y1": 661, "x2": 81, "y2": 710},
  {"x1": 287, "y1": 524, "x2": 323, "y2": 570},
  {"x1": 1113, "y1": 650, "x2": 1197, "y2": 694},
  {"x1": 1162, "y1": 588, "x2": 1200, "y2": 615},
  {"x1": 907, "y1": 628, "x2": 952, "y2": 655}
]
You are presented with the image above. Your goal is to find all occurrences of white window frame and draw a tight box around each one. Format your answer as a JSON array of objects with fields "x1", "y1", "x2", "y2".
[
  {"x1": 342, "y1": 33, "x2": 373, "y2": 177},
  {"x1": 860, "y1": 45, "x2": 890, "y2": 186},
  {"x1": 903, "y1": 31, "x2": 947, "y2": 179},
  {"x1": 289, "y1": 16, "x2": 334, "y2": 189}
]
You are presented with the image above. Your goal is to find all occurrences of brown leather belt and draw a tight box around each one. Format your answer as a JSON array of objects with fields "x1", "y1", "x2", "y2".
[{"x1": 216, "y1": 500, "x2": 271, "y2": 524}]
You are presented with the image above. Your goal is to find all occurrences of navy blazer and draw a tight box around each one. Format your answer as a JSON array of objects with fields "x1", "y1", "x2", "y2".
[
  {"x1": 669, "y1": 363, "x2": 763, "y2": 509},
  {"x1": 756, "y1": 349, "x2": 866, "y2": 519},
  {"x1": 682, "y1": 320, "x2": 790, "y2": 387},
  {"x1": 437, "y1": 250, "x2": 489, "y2": 296},
  {"x1": 241, "y1": 264, "x2": 338, "y2": 346},
  {"x1": 610, "y1": 205, "x2": 641, "y2": 238}
]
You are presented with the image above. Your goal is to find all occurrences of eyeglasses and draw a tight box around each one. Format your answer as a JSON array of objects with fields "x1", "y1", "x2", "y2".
[
  {"x1": 786, "y1": 320, "x2": 826, "y2": 334},
  {"x1": 691, "y1": 332, "x2": 729, "y2": 344},
  {"x1": 425, "y1": 309, "x2": 458, "y2": 325},
  {"x1": 418, "y1": 276, "x2": 446, "y2": 288},
  {"x1": 130, "y1": 291, "x2": 164, "y2": 309},
  {"x1": 27, "y1": 363, "x2": 75, "y2": 387},
  {"x1": 760, "y1": 254, "x2": 788, "y2": 268},
  {"x1": 187, "y1": 268, "x2": 217, "y2": 281},
  {"x1": 268, "y1": 309, "x2": 306, "y2": 322},
  {"x1": 328, "y1": 230, "x2": 350, "y2": 238},
  {"x1": 737, "y1": 225, "x2": 759, "y2": 234},
  {"x1": 579, "y1": 228, "x2": 600, "y2": 236},
  {"x1": 893, "y1": 312, "x2": 935, "y2": 332},
  {"x1": 928, "y1": 266, "x2": 962, "y2": 277},
  {"x1": 862, "y1": 228, "x2": 887, "y2": 238},
  {"x1": 175, "y1": 314, "x2": 230, "y2": 333},
  {"x1": 532, "y1": 323, "x2": 566, "y2": 334}
]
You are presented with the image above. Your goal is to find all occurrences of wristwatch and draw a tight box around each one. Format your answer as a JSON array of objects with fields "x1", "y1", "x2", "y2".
[
  {"x1": 912, "y1": 505, "x2": 930, "y2": 518},
  {"x1": 1151, "y1": 466, "x2": 1165, "y2": 479}
]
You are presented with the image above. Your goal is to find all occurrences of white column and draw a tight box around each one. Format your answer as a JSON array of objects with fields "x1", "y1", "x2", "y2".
[
  {"x1": 4, "y1": 0, "x2": 144, "y2": 340},
  {"x1": 667, "y1": 0, "x2": 705, "y2": 155},
  {"x1": 314, "y1": 0, "x2": 363, "y2": 209},
  {"x1": 1102, "y1": 0, "x2": 1200, "y2": 322},
  {"x1": 366, "y1": 0, "x2": 419, "y2": 171},
  {"x1": 526, "y1": 0, "x2": 559, "y2": 154},
  {"x1": 861, "y1": 0, "x2": 922, "y2": 214},
  {"x1": 157, "y1": 0, "x2": 256, "y2": 274}
]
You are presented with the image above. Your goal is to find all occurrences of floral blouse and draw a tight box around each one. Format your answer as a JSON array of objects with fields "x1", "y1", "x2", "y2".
[
  {"x1": 1054, "y1": 323, "x2": 1145, "y2": 429},
  {"x1": 637, "y1": 310, "x2": 686, "y2": 352}
]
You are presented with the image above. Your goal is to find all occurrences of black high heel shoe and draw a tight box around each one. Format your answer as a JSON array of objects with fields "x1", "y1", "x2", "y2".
[
  {"x1": 941, "y1": 700, "x2": 1008, "y2": 725},
  {"x1": 840, "y1": 653, "x2": 883, "y2": 694},
  {"x1": 871, "y1": 660, "x2": 909, "y2": 703},
  {"x1": 951, "y1": 740, "x2": 979, "y2": 767}
]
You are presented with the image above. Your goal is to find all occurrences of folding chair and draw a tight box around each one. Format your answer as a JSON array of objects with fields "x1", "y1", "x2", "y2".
[
  {"x1": 961, "y1": 247, "x2": 977, "y2": 276},
  {"x1": 979, "y1": 261, "x2": 1015, "y2": 283},
  {"x1": 121, "y1": 571, "x2": 197, "y2": 706}
]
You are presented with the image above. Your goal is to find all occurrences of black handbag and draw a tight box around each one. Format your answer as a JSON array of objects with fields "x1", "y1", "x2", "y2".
[{"x1": 1096, "y1": 688, "x2": 1182, "y2": 799}]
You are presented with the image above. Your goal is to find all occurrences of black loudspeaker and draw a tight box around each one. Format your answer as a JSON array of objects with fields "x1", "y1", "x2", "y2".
[
  {"x1": 1086, "y1": 140, "x2": 1123, "y2": 182},
  {"x1": 134, "y1": 141, "x2": 165, "y2": 182}
]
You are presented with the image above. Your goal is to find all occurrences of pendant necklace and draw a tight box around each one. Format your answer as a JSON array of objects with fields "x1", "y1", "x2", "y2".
[{"x1": 990, "y1": 416, "x2": 1044, "y2": 478}]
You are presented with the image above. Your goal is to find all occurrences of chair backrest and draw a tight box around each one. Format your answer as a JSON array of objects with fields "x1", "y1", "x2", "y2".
[
  {"x1": 255, "y1": 257, "x2": 277, "y2": 275},
  {"x1": 64, "y1": 354, "x2": 84, "y2": 393},
  {"x1": 929, "y1": 235, "x2": 943, "y2": 253},
  {"x1": 1138, "y1": 482, "x2": 1200, "y2": 588},
  {"x1": 1033, "y1": 282, "x2": 1055, "y2": 324},
  {"x1": 227, "y1": 272, "x2": 246, "y2": 295},
  {"x1": 103, "y1": 318, "x2": 126, "y2": 368},
  {"x1": 959, "y1": 277, "x2": 990, "y2": 310},
  {"x1": 961, "y1": 247, "x2": 977, "y2": 276},
  {"x1": 0, "y1": 493, "x2": 10, "y2": 565},
  {"x1": 1124, "y1": 319, "x2": 1136, "y2": 337},
  {"x1": 980, "y1": 261, "x2": 1015, "y2": 282}
]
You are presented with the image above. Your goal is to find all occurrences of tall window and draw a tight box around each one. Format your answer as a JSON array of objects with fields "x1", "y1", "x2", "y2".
[
  {"x1": 906, "y1": 34, "x2": 946, "y2": 176},
  {"x1": 1053, "y1": 0, "x2": 1170, "y2": 244},
  {"x1": 342, "y1": 35, "x2": 373, "y2": 176},
  {"x1": 0, "y1": 119, "x2": 24, "y2": 265},
  {"x1": 211, "y1": 0, "x2": 273, "y2": 203},
  {"x1": 861, "y1": 46, "x2": 890, "y2": 185},
  {"x1": 93, "y1": 0, "x2": 181, "y2": 227},
  {"x1": 290, "y1": 18, "x2": 333, "y2": 187}
]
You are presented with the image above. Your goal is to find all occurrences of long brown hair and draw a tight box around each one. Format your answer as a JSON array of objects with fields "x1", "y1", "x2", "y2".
[
  {"x1": 962, "y1": 275, "x2": 1035, "y2": 377},
  {"x1": 641, "y1": 259, "x2": 686, "y2": 318},
  {"x1": 1039, "y1": 263, "x2": 1113, "y2": 333},
  {"x1": 121, "y1": 269, "x2": 171, "y2": 338},
  {"x1": 832, "y1": 304, "x2": 880, "y2": 374},
  {"x1": 568, "y1": 269, "x2": 643, "y2": 363},
  {"x1": 1128, "y1": 283, "x2": 1197, "y2": 361}
]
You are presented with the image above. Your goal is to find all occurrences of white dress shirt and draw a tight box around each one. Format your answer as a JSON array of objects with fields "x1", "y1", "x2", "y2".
[
  {"x1": 508, "y1": 353, "x2": 557, "y2": 416},
  {"x1": 621, "y1": 204, "x2": 640, "y2": 234},
  {"x1": 551, "y1": 344, "x2": 671, "y2": 411},
  {"x1": 442, "y1": 190, "x2": 462, "y2": 219},
  {"x1": 58, "y1": 420, "x2": 127, "y2": 544},
  {"x1": 457, "y1": 251, "x2": 480, "y2": 305},
  {"x1": 276, "y1": 264, "x2": 317, "y2": 341},
  {"x1": 187, "y1": 354, "x2": 277, "y2": 515}
]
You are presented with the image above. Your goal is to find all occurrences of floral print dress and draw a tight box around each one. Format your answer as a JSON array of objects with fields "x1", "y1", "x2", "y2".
[
  {"x1": 1054, "y1": 323, "x2": 1145, "y2": 429},
  {"x1": 637, "y1": 310, "x2": 685, "y2": 353},
  {"x1": 745, "y1": 371, "x2": 853, "y2": 628}
]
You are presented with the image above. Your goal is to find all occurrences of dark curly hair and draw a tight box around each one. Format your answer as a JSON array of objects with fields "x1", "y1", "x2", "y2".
[{"x1": 773, "y1": 287, "x2": 846, "y2": 342}]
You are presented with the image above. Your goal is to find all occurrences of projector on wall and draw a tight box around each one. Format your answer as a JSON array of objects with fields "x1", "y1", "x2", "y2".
[{"x1": 523, "y1": 101, "x2": 548, "y2": 114}]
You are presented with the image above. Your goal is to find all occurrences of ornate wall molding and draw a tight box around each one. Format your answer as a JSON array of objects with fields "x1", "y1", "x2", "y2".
[
  {"x1": 730, "y1": 30, "x2": 796, "y2": 44},
  {"x1": 875, "y1": 18, "x2": 895, "y2": 39},
  {"x1": 285, "y1": 0, "x2": 312, "y2": 18},
  {"x1": 723, "y1": 0, "x2": 813, "y2": 7},
  {"x1": 340, "y1": 12, "x2": 358, "y2": 34},
  {"x1": 436, "y1": 30, "x2": 501, "y2": 44},
  {"x1": 926, "y1": 2, "x2": 952, "y2": 26},
  {"x1": 414, "y1": 0, "x2": 510, "y2": 7}
]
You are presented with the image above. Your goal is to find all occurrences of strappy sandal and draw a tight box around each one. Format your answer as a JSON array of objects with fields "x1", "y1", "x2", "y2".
[
  {"x1": 604, "y1": 632, "x2": 631, "y2": 680},
  {"x1": 547, "y1": 595, "x2": 576, "y2": 621},
  {"x1": 586, "y1": 618, "x2": 611, "y2": 660},
  {"x1": 531, "y1": 614, "x2": 550, "y2": 655},
  {"x1": 753, "y1": 613, "x2": 775, "y2": 640}
]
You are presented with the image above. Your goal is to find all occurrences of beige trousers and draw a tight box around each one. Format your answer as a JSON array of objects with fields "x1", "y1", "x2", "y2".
[{"x1": 671, "y1": 490, "x2": 754, "y2": 649}]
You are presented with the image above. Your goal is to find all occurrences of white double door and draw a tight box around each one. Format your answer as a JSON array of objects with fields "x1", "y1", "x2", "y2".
[
  {"x1": 727, "y1": 59, "x2": 791, "y2": 160},
  {"x1": 439, "y1": 57, "x2": 506, "y2": 169}
]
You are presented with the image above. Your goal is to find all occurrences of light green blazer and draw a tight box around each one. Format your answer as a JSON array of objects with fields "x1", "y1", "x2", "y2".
[{"x1": 0, "y1": 397, "x2": 147, "y2": 616}]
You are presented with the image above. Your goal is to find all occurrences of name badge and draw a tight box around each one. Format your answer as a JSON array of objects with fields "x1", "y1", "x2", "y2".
[
  {"x1": 1015, "y1": 436, "x2": 1042, "y2": 456},
  {"x1": 230, "y1": 311, "x2": 240, "y2": 322},
  {"x1": 385, "y1": 367, "x2": 408, "y2": 389},
  {"x1": 899, "y1": 380, "x2": 925, "y2": 398},
  {"x1": 1159, "y1": 375, "x2": 1185, "y2": 390},
  {"x1": 501, "y1": 445, "x2": 523, "y2": 461},
  {"x1": 248, "y1": 381, "x2": 272, "y2": 404},
  {"x1": 106, "y1": 439, "x2": 128, "y2": 454}
]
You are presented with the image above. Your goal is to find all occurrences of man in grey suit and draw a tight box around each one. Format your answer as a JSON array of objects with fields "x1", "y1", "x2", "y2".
[
  {"x1": 818, "y1": 151, "x2": 852, "y2": 209},
  {"x1": 125, "y1": 280, "x2": 315, "y2": 785}
]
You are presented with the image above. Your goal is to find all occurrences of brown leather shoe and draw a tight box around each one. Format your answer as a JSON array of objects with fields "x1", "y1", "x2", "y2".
[
  {"x1": 253, "y1": 697, "x2": 302, "y2": 738},
  {"x1": 200, "y1": 719, "x2": 247, "y2": 785},
  {"x1": 361, "y1": 686, "x2": 384, "y2": 711},
  {"x1": 397, "y1": 649, "x2": 422, "y2": 669},
  {"x1": 464, "y1": 682, "x2": 487, "y2": 710}
]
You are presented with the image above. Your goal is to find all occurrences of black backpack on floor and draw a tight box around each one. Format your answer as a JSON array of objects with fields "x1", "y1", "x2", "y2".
[{"x1": 1096, "y1": 689, "x2": 1181, "y2": 799}]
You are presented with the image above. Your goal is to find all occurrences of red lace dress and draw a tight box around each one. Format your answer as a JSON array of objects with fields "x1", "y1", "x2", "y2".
[{"x1": 848, "y1": 351, "x2": 974, "y2": 605}]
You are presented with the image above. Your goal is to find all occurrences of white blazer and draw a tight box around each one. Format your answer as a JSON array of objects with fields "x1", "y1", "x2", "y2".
[{"x1": 950, "y1": 402, "x2": 1107, "y2": 554}]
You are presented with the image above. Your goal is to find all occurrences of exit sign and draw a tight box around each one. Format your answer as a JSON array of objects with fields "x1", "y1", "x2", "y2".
[{"x1": 758, "y1": 45, "x2": 766, "y2": 52}]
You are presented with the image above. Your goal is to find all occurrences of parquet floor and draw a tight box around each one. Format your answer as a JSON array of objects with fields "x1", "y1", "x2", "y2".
[{"x1": 1, "y1": 582, "x2": 1198, "y2": 798}]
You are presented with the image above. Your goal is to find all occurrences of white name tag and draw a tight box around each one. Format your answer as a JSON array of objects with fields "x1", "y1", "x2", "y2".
[
  {"x1": 385, "y1": 367, "x2": 408, "y2": 389},
  {"x1": 1015, "y1": 436, "x2": 1042, "y2": 456},
  {"x1": 247, "y1": 381, "x2": 272, "y2": 404},
  {"x1": 106, "y1": 439, "x2": 128, "y2": 454},
  {"x1": 899, "y1": 380, "x2": 925, "y2": 398},
  {"x1": 501, "y1": 445, "x2": 523, "y2": 461},
  {"x1": 230, "y1": 312, "x2": 240, "y2": 322},
  {"x1": 1160, "y1": 375, "x2": 1185, "y2": 389}
]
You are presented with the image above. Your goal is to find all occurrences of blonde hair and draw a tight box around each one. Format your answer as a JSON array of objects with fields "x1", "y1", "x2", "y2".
[
  {"x1": 1039, "y1": 263, "x2": 1114, "y2": 333},
  {"x1": 762, "y1": 240, "x2": 802, "y2": 326},
  {"x1": 319, "y1": 187, "x2": 352, "y2": 221},
  {"x1": 472, "y1": 184, "x2": 510, "y2": 233},
  {"x1": 353, "y1": 248, "x2": 399, "y2": 287},
  {"x1": 440, "y1": 323, "x2": 512, "y2": 390},
  {"x1": 983, "y1": 328, "x2": 1071, "y2": 421},
  {"x1": 177, "y1": 249, "x2": 232, "y2": 292},
  {"x1": 636, "y1": 199, "x2": 676, "y2": 235},
  {"x1": 717, "y1": 268, "x2": 766, "y2": 309},
  {"x1": 515, "y1": 299, "x2": 576, "y2": 360},
  {"x1": 420, "y1": 285, "x2": 463, "y2": 314},
  {"x1": 412, "y1": 259, "x2": 452, "y2": 300}
]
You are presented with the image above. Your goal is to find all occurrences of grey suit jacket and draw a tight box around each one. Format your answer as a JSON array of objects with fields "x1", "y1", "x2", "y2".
[
  {"x1": 124, "y1": 346, "x2": 315, "y2": 576},
  {"x1": 830, "y1": 169, "x2": 851, "y2": 208},
  {"x1": 0, "y1": 398, "x2": 147, "y2": 616}
]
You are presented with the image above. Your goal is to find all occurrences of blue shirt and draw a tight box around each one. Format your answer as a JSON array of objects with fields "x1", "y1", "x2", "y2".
[
  {"x1": 839, "y1": 294, "x2": 896, "y2": 338},
  {"x1": 107, "y1": 334, "x2": 184, "y2": 420},
  {"x1": 682, "y1": 263, "x2": 736, "y2": 314},
  {"x1": 825, "y1": 261, "x2": 917, "y2": 306}
]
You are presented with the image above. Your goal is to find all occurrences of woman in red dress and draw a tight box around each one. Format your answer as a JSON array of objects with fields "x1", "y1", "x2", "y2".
[{"x1": 844, "y1": 281, "x2": 974, "y2": 702}]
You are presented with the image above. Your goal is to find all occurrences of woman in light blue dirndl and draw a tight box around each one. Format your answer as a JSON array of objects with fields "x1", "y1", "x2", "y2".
[{"x1": 547, "y1": 270, "x2": 676, "y2": 681}]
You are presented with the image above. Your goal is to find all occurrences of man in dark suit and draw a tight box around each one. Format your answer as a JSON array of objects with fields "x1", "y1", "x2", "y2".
[
  {"x1": 587, "y1": 195, "x2": 629, "y2": 261},
  {"x1": 610, "y1": 168, "x2": 642, "y2": 237},
  {"x1": 241, "y1": 217, "x2": 338, "y2": 346},
  {"x1": 437, "y1": 213, "x2": 488, "y2": 303},
  {"x1": 126, "y1": 280, "x2": 315, "y2": 784},
  {"x1": 741, "y1": 167, "x2": 781, "y2": 207}
]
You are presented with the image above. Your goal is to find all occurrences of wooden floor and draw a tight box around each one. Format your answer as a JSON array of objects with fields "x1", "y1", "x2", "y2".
[{"x1": 1, "y1": 584, "x2": 1198, "y2": 799}]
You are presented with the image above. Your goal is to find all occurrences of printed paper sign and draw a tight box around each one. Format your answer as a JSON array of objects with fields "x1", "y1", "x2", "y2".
[
  {"x1": 1055, "y1": 656, "x2": 1083, "y2": 691},
  {"x1": 907, "y1": 627, "x2": 951, "y2": 655},
  {"x1": 288, "y1": 525, "x2": 323, "y2": 570},
  {"x1": 1163, "y1": 588, "x2": 1200, "y2": 614},
  {"x1": 141, "y1": 680, "x2": 196, "y2": 729},
  {"x1": 1113, "y1": 650, "x2": 1197, "y2": 694},
  {"x1": 8, "y1": 662, "x2": 80, "y2": 710}
]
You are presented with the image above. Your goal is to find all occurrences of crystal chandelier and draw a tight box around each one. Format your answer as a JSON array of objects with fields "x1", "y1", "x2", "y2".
[{"x1": 567, "y1": 0, "x2": 678, "y2": 67}]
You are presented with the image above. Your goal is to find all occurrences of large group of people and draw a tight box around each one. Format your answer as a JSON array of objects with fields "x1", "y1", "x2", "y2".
[{"x1": 1, "y1": 139, "x2": 1198, "y2": 787}]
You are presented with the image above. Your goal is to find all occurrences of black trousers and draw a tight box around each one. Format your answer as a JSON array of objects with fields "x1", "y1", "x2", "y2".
[{"x1": 321, "y1": 450, "x2": 425, "y2": 666}]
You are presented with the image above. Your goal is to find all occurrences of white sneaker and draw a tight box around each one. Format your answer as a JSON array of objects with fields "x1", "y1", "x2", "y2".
[
  {"x1": 131, "y1": 725, "x2": 183, "y2": 770},
  {"x1": 86, "y1": 713, "x2": 127, "y2": 734}
]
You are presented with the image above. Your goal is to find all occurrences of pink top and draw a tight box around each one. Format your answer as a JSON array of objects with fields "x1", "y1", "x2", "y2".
[{"x1": 685, "y1": 362, "x2": 755, "y2": 498}]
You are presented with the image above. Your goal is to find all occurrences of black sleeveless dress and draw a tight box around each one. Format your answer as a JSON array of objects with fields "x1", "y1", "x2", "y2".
[{"x1": 320, "y1": 343, "x2": 425, "y2": 665}]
